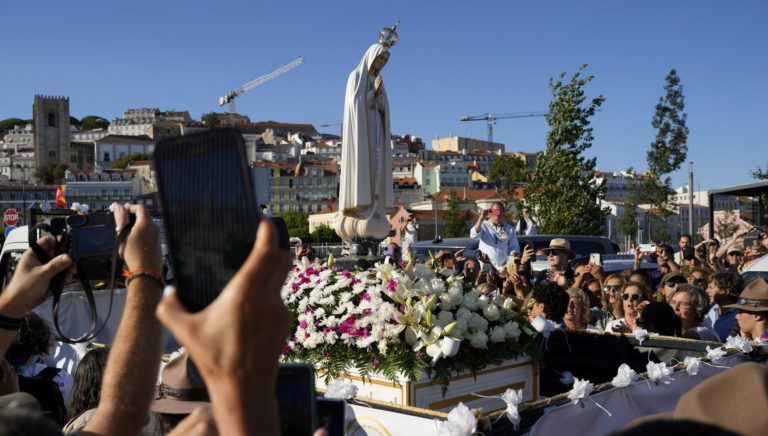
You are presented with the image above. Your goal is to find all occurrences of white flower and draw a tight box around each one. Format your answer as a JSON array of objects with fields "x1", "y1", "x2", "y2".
[
  {"x1": 469, "y1": 332, "x2": 489, "y2": 349},
  {"x1": 503, "y1": 321, "x2": 521, "y2": 340},
  {"x1": 412, "y1": 264, "x2": 436, "y2": 281},
  {"x1": 426, "y1": 343, "x2": 441, "y2": 359},
  {"x1": 646, "y1": 362, "x2": 674, "y2": 384},
  {"x1": 439, "y1": 267, "x2": 455, "y2": 278},
  {"x1": 724, "y1": 335, "x2": 753, "y2": 354},
  {"x1": 476, "y1": 295, "x2": 491, "y2": 311},
  {"x1": 468, "y1": 313, "x2": 488, "y2": 334},
  {"x1": 684, "y1": 356, "x2": 701, "y2": 376},
  {"x1": 489, "y1": 326, "x2": 507, "y2": 343},
  {"x1": 429, "y1": 278, "x2": 447, "y2": 295},
  {"x1": 325, "y1": 378, "x2": 358, "y2": 400},
  {"x1": 456, "y1": 307, "x2": 474, "y2": 323},
  {"x1": 437, "y1": 310, "x2": 455, "y2": 325},
  {"x1": 567, "y1": 378, "x2": 593, "y2": 406},
  {"x1": 632, "y1": 327, "x2": 649, "y2": 344},
  {"x1": 611, "y1": 364, "x2": 638, "y2": 387},
  {"x1": 500, "y1": 389, "x2": 524, "y2": 430},
  {"x1": 461, "y1": 292, "x2": 479, "y2": 310},
  {"x1": 451, "y1": 319, "x2": 468, "y2": 337},
  {"x1": 483, "y1": 304, "x2": 501, "y2": 322},
  {"x1": 440, "y1": 336, "x2": 461, "y2": 357},
  {"x1": 706, "y1": 345, "x2": 727, "y2": 363},
  {"x1": 433, "y1": 403, "x2": 476, "y2": 436}
]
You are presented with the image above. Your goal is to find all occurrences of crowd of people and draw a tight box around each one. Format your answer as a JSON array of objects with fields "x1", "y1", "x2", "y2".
[{"x1": 0, "y1": 199, "x2": 766, "y2": 435}]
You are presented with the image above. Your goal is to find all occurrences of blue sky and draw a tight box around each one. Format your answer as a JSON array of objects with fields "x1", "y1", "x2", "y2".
[{"x1": 1, "y1": 1, "x2": 766, "y2": 191}]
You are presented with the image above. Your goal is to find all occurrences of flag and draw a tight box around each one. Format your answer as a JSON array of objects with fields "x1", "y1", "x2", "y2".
[{"x1": 56, "y1": 185, "x2": 67, "y2": 208}]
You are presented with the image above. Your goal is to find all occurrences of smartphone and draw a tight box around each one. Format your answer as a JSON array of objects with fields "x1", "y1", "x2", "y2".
[
  {"x1": 589, "y1": 253, "x2": 602, "y2": 266},
  {"x1": 154, "y1": 129, "x2": 260, "y2": 312},
  {"x1": 317, "y1": 397, "x2": 346, "y2": 436},
  {"x1": 277, "y1": 363, "x2": 318, "y2": 436}
]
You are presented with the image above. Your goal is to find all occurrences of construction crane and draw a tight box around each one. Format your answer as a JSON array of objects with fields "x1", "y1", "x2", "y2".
[
  {"x1": 460, "y1": 111, "x2": 547, "y2": 147},
  {"x1": 218, "y1": 56, "x2": 305, "y2": 113}
]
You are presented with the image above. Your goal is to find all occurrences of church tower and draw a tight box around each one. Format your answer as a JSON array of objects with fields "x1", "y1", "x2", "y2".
[{"x1": 33, "y1": 95, "x2": 72, "y2": 169}]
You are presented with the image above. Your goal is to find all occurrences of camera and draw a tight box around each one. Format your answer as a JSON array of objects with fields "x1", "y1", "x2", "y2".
[{"x1": 33, "y1": 210, "x2": 126, "y2": 283}]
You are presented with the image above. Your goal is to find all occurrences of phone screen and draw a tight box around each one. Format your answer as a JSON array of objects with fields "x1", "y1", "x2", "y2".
[
  {"x1": 154, "y1": 129, "x2": 260, "y2": 312},
  {"x1": 317, "y1": 398, "x2": 346, "y2": 436},
  {"x1": 277, "y1": 364, "x2": 318, "y2": 436}
]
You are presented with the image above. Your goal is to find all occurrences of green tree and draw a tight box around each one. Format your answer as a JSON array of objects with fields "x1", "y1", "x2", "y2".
[
  {"x1": 0, "y1": 118, "x2": 31, "y2": 136},
  {"x1": 203, "y1": 112, "x2": 220, "y2": 128},
  {"x1": 442, "y1": 191, "x2": 467, "y2": 238},
  {"x1": 80, "y1": 115, "x2": 110, "y2": 131},
  {"x1": 34, "y1": 162, "x2": 69, "y2": 184},
  {"x1": 309, "y1": 224, "x2": 341, "y2": 243},
  {"x1": 645, "y1": 69, "x2": 689, "y2": 240},
  {"x1": 488, "y1": 155, "x2": 528, "y2": 190},
  {"x1": 524, "y1": 64, "x2": 608, "y2": 235},
  {"x1": 616, "y1": 186, "x2": 640, "y2": 243},
  {"x1": 281, "y1": 210, "x2": 310, "y2": 241},
  {"x1": 750, "y1": 164, "x2": 768, "y2": 223},
  {"x1": 111, "y1": 153, "x2": 151, "y2": 169}
]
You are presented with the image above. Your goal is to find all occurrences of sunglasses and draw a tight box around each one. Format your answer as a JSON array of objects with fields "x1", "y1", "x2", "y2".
[
  {"x1": 603, "y1": 284, "x2": 622, "y2": 293},
  {"x1": 665, "y1": 280, "x2": 686, "y2": 287},
  {"x1": 620, "y1": 293, "x2": 643, "y2": 302},
  {"x1": 547, "y1": 250, "x2": 564, "y2": 256}
]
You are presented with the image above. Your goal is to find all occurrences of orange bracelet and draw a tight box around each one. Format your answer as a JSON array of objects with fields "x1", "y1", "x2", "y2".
[
  {"x1": 125, "y1": 271, "x2": 164, "y2": 287},
  {"x1": 122, "y1": 267, "x2": 163, "y2": 278}
]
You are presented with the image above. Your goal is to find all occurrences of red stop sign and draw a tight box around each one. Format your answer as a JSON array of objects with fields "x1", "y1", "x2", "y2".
[{"x1": 4, "y1": 209, "x2": 18, "y2": 227}]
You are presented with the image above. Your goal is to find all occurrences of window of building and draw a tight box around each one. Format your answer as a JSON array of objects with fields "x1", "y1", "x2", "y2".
[
  {"x1": 113, "y1": 189, "x2": 119, "y2": 197},
  {"x1": 48, "y1": 113, "x2": 56, "y2": 127},
  {"x1": 49, "y1": 150, "x2": 56, "y2": 158},
  {"x1": 101, "y1": 189, "x2": 107, "y2": 197},
  {"x1": 104, "y1": 152, "x2": 110, "y2": 162}
]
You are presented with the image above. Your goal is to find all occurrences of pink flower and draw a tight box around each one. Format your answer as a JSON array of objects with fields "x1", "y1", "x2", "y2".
[
  {"x1": 361, "y1": 292, "x2": 372, "y2": 301},
  {"x1": 352, "y1": 277, "x2": 362, "y2": 285},
  {"x1": 299, "y1": 320, "x2": 308, "y2": 329},
  {"x1": 342, "y1": 269, "x2": 351, "y2": 279},
  {"x1": 387, "y1": 279, "x2": 397, "y2": 292},
  {"x1": 291, "y1": 283, "x2": 300, "y2": 292},
  {"x1": 373, "y1": 358, "x2": 380, "y2": 367}
]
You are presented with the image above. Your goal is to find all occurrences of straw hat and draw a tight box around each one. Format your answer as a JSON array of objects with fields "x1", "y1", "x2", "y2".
[{"x1": 542, "y1": 238, "x2": 576, "y2": 259}]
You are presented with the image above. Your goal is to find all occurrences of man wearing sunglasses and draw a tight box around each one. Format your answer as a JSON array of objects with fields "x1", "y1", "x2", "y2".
[
  {"x1": 724, "y1": 278, "x2": 768, "y2": 344},
  {"x1": 659, "y1": 271, "x2": 688, "y2": 302}
]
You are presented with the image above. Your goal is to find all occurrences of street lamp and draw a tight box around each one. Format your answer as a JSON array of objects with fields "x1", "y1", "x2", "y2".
[{"x1": 15, "y1": 165, "x2": 26, "y2": 226}]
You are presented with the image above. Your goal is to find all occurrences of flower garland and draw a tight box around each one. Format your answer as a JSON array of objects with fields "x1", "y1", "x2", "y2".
[{"x1": 281, "y1": 258, "x2": 538, "y2": 389}]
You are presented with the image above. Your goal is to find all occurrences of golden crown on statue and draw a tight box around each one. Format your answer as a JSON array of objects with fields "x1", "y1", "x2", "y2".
[{"x1": 378, "y1": 21, "x2": 399, "y2": 48}]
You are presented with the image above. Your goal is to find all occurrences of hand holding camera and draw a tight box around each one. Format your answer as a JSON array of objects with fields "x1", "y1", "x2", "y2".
[
  {"x1": 114, "y1": 204, "x2": 162, "y2": 274},
  {"x1": 0, "y1": 236, "x2": 73, "y2": 319}
]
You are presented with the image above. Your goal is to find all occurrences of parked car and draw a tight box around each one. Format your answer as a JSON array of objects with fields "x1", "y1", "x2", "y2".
[
  {"x1": 741, "y1": 254, "x2": 768, "y2": 284},
  {"x1": 411, "y1": 235, "x2": 619, "y2": 263}
]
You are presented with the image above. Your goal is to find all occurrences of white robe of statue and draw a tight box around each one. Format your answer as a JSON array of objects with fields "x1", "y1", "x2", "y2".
[{"x1": 335, "y1": 43, "x2": 394, "y2": 245}]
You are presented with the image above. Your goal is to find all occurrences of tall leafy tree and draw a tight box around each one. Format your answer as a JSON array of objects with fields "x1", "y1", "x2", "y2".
[
  {"x1": 34, "y1": 162, "x2": 69, "y2": 184},
  {"x1": 111, "y1": 152, "x2": 151, "y2": 169},
  {"x1": 79, "y1": 115, "x2": 110, "y2": 131},
  {"x1": 616, "y1": 185, "x2": 641, "y2": 244},
  {"x1": 488, "y1": 155, "x2": 528, "y2": 189},
  {"x1": 203, "y1": 112, "x2": 220, "y2": 128},
  {"x1": 645, "y1": 69, "x2": 689, "y2": 240},
  {"x1": 443, "y1": 191, "x2": 466, "y2": 238},
  {"x1": 749, "y1": 164, "x2": 768, "y2": 223},
  {"x1": 525, "y1": 64, "x2": 608, "y2": 235}
]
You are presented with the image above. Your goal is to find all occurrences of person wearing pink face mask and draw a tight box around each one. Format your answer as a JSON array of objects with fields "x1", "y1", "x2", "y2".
[{"x1": 471, "y1": 201, "x2": 520, "y2": 270}]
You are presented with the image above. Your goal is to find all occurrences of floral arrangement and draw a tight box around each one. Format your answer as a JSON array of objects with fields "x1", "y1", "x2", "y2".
[{"x1": 281, "y1": 258, "x2": 539, "y2": 389}]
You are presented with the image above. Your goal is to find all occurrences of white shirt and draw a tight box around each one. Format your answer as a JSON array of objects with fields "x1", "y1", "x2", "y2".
[
  {"x1": 470, "y1": 220, "x2": 520, "y2": 269},
  {"x1": 515, "y1": 216, "x2": 538, "y2": 235}
]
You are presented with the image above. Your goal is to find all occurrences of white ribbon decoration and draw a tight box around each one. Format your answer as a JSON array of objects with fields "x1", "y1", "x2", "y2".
[
  {"x1": 706, "y1": 345, "x2": 727, "y2": 363},
  {"x1": 70, "y1": 202, "x2": 90, "y2": 212},
  {"x1": 683, "y1": 356, "x2": 701, "y2": 376},
  {"x1": 325, "y1": 378, "x2": 359, "y2": 400},
  {"x1": 632, "y1": 327, "x2": 649, "y2": 345},
  {"x1": 433, "y1": 402, "x2": 477, "y2": 436},
  {"x1": 473, "y1": 388, "x2": 524, "y2": 429},
  {"x1": 611, "y1": 363, "x2": 638, "y2": 387},
  {"x1": 724, "y1": 335, "x2": 753, "y2": 354},
  {"x1": 567, "y1": 378, "x2": 612, "y2": 417},
  {"x1": 646, "y1": 362, "x2": 674, "y2": 385}
]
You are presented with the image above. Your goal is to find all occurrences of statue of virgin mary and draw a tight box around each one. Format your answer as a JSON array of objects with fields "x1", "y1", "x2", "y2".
[{"x1": 335, "y1": 25, "x2": 398, "y2": 246}]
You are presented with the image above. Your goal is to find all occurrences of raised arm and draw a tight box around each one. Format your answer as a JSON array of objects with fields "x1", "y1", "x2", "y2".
[{"x1": 83, "y1": 204, "x2": 164, "y2": 436}]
